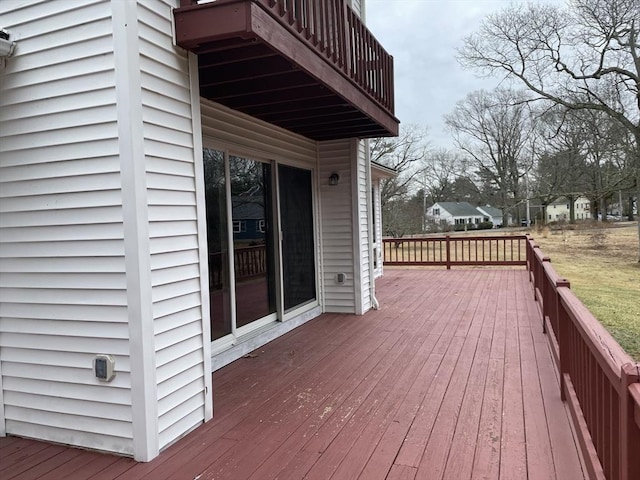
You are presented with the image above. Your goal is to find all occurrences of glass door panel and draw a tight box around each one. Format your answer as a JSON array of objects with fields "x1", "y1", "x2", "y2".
[
  {"x1": 203, "y1": 148, "x2": 232, "y2": 340},
  {"x1": 230, "y1": 156, "x2": 277, "y2": 327},
  {"x1": 278, "y1": 165, "x2": 316, "y2": 311}
]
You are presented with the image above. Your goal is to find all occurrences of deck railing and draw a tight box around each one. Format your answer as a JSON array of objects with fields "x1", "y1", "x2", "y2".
[
  {"x1": 180, "y1": 0, "x2": 394, "y2": 114},
  {"x1": 382, "y1": 235, "x2": 527, "y2": 269},
  {"x1": 526, "y1": 236, "x2": 640, "y2": 480},
  {"x1": 209, "y1": 245, "x2": 267, "y2": 288}
]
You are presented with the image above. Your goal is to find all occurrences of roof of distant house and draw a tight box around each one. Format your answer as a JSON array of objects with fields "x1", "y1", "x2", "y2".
[
  {"x1": 434, "y1": 202, "x2": 483, "y2": 217},
  {"x1": 549, "y1": 197, "x2": 570, "y2": 205},
  {"x1": 477, "y1": 205, "x2": 502, "y2": 217},
  {"x1": 232, "y1": 196, "x2": 265, "y2": 220}
]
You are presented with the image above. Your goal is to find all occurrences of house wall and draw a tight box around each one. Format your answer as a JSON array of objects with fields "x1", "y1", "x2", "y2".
[
  {"x1": 0, "y1": 0, "x2": 212, "y2": 460},
  {"x1": 0, "y1": 0, "x2": 134, "y2": 454},
  {"x1": 318, "y1": 140, "x2": 357, "y2": 313},
  {"x1": 354, "y1": 140, "x2": 371, "y2": 313},
  {"x1": 200, "y1": 101, "x2": 317, "y2": 167},
  {"x1": 136, "y1": 0, "x2": 211, "y2": 452},
  {"x1": 372, "y1": 178, "x2": 385, "y2": 279}
]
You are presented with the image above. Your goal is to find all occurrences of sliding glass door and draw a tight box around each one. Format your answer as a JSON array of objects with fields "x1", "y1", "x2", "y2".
[
  {"x1": 278, "y1": 165, "x2": 316, "y2": 311},
  {"x1": 203, "y1": 149, "x2": 317, "y2": 342},
  {"x1": 229, "y1": 156, "x2": 277, "y2": 327}
]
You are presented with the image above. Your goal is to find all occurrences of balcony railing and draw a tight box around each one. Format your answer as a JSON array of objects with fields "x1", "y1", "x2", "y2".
[
  {"x1": 256, "y1": 0, "x2": 394, "y2": 113},
  {"x1": 179, "y1": 0, "x2": 394, "y2": 116}
]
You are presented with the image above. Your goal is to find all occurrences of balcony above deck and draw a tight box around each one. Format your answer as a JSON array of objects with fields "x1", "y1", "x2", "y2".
[{"x1": 174, "y1": 0, "x2": 399, "y2": 141}]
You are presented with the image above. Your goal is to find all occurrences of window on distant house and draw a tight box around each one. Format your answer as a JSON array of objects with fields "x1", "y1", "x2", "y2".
[
  {"x1": 433, "y1": 208, "x2": 440, "y2": 215},
  {"x1": 232, "y1": 220, "x2": 246, "y2": 233},
  {"x1": 257, "y1": 219, "x2": 265, "y2": 233}
]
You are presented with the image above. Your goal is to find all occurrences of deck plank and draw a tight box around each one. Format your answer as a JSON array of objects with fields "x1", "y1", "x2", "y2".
[
  {"x1": 441, "y1": 271, "x2": 498, "y2": 480},
  {"x1": 520, "y1": 275, "x2": 587, "y2": 479},
  {"x1": 514, "y1": 269, "x2": 556, "y2": 480},
  {"x1": 0, "y1": 269, "x2": 586, "y2": 480},
  {"x1": 500, "y1": 271, "x2": 527, "y2": 480}
]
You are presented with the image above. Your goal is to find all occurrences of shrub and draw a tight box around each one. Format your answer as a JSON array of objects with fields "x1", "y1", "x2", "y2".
[
  {"x1": 478, "y1": 221, "x2": 493, "y2": 230},
  {"x1": 453, "y1": 223, "x2": 476, "y2": 232}
]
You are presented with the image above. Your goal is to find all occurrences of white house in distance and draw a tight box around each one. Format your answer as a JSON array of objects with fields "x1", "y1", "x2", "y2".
[
  {"x1": 0, "y1": 0, "x2": 399, "y2": 462},
  {"x1": 476, "y1": 205, "x2": 505, "y2": 227},
  {"x1": 427, "y1": 201, "x2": 490, "y2": 227},
  {"x1": 547, "y1": 196, "x2": 591, "y2": 221}
]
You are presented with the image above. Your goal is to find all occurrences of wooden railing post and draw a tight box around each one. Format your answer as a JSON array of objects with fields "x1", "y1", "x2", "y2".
[
  {"x1": 555, "y1": 279, "x2": 570, "y2": 401},
  {"x1": 620, "y1": 363, "x2": 640, "y2": 480},
  {"x1": 540, "y1": 256, "x2": 551, "y2": 333},
  {"x1": 531, "y1": 245, "x2": 540, "y2": 299},
  {"x1": 341, "y1": 0, "x2": 351, "y2": 75},
  {"x1": 445, "y1": 235, "x2": 451, "y2": 270}
]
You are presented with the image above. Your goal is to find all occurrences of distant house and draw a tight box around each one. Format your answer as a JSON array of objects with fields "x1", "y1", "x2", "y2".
[
  {"x1": 476, "y1": 205, "x2": 505, "y2": 227},
  {"x1": 426, "y1": 202, "x2": 486, "y2": 227},
  {"x1": 231, "y1": 196, "x2": 267, "y2": 242},
  {"x1": 547, "y1": 196, "x2": 590, "y2": 221}
]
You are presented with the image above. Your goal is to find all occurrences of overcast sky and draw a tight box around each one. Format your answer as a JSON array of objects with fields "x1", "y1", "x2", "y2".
[{"x1": 366, "y1": 0, "x2": 564, "y2": 149}]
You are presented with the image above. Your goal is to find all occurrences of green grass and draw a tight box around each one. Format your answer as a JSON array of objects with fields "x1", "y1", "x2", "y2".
[{"x1": 531, "y1": 224, "x2": 640, "y2": 360}]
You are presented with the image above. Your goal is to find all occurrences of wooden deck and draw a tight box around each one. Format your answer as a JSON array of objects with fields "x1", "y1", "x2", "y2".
[{"x1": 0, "y1": 269, "x2": 585, "y2": 479}]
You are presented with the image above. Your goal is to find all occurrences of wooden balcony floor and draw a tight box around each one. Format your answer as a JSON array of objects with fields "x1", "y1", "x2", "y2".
[{"x1": 0, "y1": 269, "x2": 585, "y2": 479}]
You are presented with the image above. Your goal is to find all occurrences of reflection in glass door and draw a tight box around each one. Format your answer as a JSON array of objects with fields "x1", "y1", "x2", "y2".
[
  {"x1": 229, "y1": 156, "x2": 277, "y2": 327},
  {"x1": 203, "y1": 149, "x2": 231, "y2": 340}
]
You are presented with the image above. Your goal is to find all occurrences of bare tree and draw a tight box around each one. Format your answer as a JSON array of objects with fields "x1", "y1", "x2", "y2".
[
  {"x1": 418, "y1": 149, "x2": 469, "y2": 205},
  {"x1": 445, "y1": 88, "x2": 537, "y2": 226},
  {"x1": 371, "y1": 124, "x2": 430, "y2": 234},
  {"x1": 533, "y1": 106, "x2": 592, "y2": 223},
  {"x1": 458, "y1": 0, "x2": 640, "y2": 259},
  {"x1": 371, "y1": 124, "x2": 430, "y2": 205}
]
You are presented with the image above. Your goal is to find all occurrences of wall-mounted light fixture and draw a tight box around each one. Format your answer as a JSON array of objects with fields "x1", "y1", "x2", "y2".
[
  {"x1": 0, "y1": 30, "x2": 16, "y2": 58},
  {"x1": 329, "y1": 173, "x2": 340, "y2": 186}
]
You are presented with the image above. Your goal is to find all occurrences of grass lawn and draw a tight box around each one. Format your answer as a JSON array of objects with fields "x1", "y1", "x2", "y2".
[{"x1": 528, "y1": 223, "x2": 640, "y2": 361}]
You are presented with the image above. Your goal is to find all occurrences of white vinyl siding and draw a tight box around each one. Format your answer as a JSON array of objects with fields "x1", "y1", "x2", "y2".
[
  {"x1": 0, "y1": 0, "x2": 134, "y2": 454},
  {"x1": 354, "y1": 140, "x2": 371, "y2": 313},
  {"x1": 200, "y1": 100, "x2": 317, "y2": 167},
  {"x1": 137, "y1": 0, "x2": 208, "y2": 451},
  {"x1": 373, "y1": 179, "x2": 384, "y2": 278},
  {"x1": 351, "y1": 0, "x2": 364, "y2": 19},
  {"x1": 319, "y1": 139, "x2": 357, "y2": 313}
]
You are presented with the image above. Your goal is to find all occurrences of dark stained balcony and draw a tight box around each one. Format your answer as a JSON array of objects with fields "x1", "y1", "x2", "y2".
[{"x1": 174, "y1": 0, "x2": 399, "y2": 140}]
